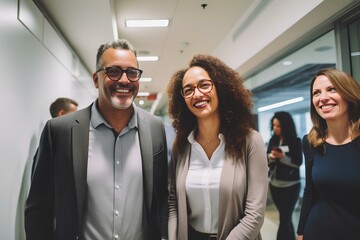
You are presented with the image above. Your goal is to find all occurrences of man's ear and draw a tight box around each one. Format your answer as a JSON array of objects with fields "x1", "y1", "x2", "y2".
[
  {"x1": 93, "y1": 72, "x2": 99, "y2": 88},
  {"x1": 57, "y1": 109, "x2": 65, "y2": 116}
]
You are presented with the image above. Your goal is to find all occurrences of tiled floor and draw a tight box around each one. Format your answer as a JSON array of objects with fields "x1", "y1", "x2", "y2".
[
  {"x1": 261, "y1": 205, "x2": 278, "y2": 240},
  {"x1": 261, "y1": 194, "x2": 301, "y2": 240}
]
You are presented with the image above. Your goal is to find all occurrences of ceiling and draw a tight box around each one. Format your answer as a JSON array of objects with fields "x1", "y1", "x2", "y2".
[
  {"x1": 32, "y1": 0, "x2": 357, "y2": 115},
  {"x1": 249, "y1": 29, "x2": 337, "y2": 113},
  {"x1": 33, "y1": 0, "x2": 255, "y2": 112}
]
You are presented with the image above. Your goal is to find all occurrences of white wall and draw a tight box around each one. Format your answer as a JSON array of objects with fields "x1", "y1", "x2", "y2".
[{"x1": 0, "y1": 0, "x2": 96, "y2": 239}]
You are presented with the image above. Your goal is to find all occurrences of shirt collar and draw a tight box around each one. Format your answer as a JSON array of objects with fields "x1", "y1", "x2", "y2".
[
  {"x1": 91, "y1": 100, "x2": 138, "y2": 130},
  {"x1": 187, "y1": 129, "x2": 224, "y2": 144}
]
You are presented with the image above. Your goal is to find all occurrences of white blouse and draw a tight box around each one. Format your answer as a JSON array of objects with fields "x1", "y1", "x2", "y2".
[{"x1": 185, "y1": 131, "x2": 225, "y2": 234}]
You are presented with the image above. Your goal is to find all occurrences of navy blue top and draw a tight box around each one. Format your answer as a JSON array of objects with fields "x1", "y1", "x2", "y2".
[{"x1": 298, "y1": 135, "x2": 360, "y2": 239}]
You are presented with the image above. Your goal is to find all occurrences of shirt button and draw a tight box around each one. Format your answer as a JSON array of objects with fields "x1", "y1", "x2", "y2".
[
  {"x1": 115, "y1": 210, "x2": 119, "y2": 216},
  {"x1": 114, "y1": 234, "x2": 119, "y2": 239},
  {"x1": 115, "y1": 185, "x2": 119, "y2": 190}
]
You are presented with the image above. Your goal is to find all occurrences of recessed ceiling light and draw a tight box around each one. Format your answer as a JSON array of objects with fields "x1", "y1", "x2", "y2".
[
  {"x1": 137, "y1": 92, "x2": 150, "y2": 97},
  {"x1": 137, "y1": 56, "x2": 159, "y2": 62},
  {"x1": 126, "y1": 19, "x2": 169, "y2": 28},
  {"x1": 282, "y1": 60, "x2": 293, "y2": 66},
  {"x1": 257, "y1": 97, "x2": 304, "y2": 112},
  {"x1": 140, "y1": 77, "x2": 152, "y2": 82}
]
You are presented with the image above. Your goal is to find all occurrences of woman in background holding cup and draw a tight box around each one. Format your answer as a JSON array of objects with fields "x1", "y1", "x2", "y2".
[{"x1": 267, "y1": 111, "x2": 302, "y2": 240}]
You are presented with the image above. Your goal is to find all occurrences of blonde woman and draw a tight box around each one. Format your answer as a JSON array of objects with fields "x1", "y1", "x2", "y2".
[{"x1": 297, "y1": 68, "x2": 360, "y2": 240}]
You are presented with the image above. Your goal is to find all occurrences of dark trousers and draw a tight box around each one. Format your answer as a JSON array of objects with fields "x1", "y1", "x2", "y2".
[
  {"x1": 188, "y1": 224, "x2": 217, "y2": 240},
  {"x1": 270, "y1": 183, "x2": 300, "y2": 240}
]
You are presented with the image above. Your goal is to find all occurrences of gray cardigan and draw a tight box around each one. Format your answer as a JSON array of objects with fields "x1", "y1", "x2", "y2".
[{"x1": 169, "y1": 130, "x2": 268, "y2": 240}]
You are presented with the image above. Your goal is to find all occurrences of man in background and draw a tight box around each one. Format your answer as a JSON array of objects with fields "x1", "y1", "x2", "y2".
[
  {"x1": 30, "y1": 97, "x2": 78, "y2": 177},
  {"x1": 49, "y1": 97, "x2": 78, "y2": 118}
]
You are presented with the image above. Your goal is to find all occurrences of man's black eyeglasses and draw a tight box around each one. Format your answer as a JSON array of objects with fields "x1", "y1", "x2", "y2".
[
  {"x1": 96, "y1": 66, "x2": 143, "y2": 82},
  {"x1": 181, "y1": 79, "x2": 214, "y2": 98}
]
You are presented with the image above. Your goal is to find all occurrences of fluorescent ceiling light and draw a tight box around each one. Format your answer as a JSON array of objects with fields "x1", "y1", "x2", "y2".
[
  {"x1": 126, "y1": 19, "x2": 169, "y2": 28},
  {"x1": 137, "y1": 92, "x2": 150, "y2": 97},
  {"x1": 282, "y1": 60, "x2": 293, "y2": 66},
  {"x1": 140, "y1": 77, "x2": 152, "y2": 82},
  {"x1": 137, "y1": 56, "x2": 159, "y2": 62},
  {"x1": 257, "y1": 97, "x2": 304, "y2": 112}
]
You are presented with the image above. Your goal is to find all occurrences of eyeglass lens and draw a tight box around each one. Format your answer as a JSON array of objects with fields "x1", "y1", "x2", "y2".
[
  {"x1": 182, "y1": 80, "x2": 213, "y2": 98},
  {"x1": 106, "y1": 66, "x2": 142, "y2": 81}
]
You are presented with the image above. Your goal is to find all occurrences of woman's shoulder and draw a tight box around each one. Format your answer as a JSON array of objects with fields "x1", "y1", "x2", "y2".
[
  {"x1": 248, "y1": 129, "x2": 263, "y2": 141},
  {"x1": 301, "y1": 134, "x2": 315, "y2": 161},
  {"x1": 245, "y1": 129, "x2": 266, "y2": 150},
  {"x1": 301, "y1": 134, "x2": 309, "y2": 145},
  {"x1": 354, "y1": 133, "x2": 360, "y2": 143},
  {"x1": 172, "y1": 142, "x2": 191, "y2": 161}
]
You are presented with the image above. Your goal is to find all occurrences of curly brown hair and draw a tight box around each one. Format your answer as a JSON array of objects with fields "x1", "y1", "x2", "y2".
[{"x1": 167, "y1": 54, "x2": 254, "y2": 159}]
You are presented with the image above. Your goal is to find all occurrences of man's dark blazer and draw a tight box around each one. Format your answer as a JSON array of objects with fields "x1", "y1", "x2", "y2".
[{"x1": 25, "y1": 103, "x2": 168, "y2": 240}]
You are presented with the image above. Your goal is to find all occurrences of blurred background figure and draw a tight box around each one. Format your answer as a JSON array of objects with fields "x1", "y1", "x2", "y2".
[
  {"x1": 297, "y1": 69, "x2": 360, "y2": 240},
  {"x1": 31, "y1": 97, "x2": 78, "y2": 177},
  {"x1": 267, "y1": 111, "x2": 302, "y2": 240},
  {"x1": 49, "y1": 97, "x2": 78, "y2": 118}
]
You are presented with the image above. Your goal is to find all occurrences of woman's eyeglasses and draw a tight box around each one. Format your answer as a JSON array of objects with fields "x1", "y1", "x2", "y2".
[{"x1": 181, "y1": 80, "x2": 214, "y2": 98}]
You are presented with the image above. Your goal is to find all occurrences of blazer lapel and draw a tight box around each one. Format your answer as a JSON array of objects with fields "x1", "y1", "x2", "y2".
[
  {"x1": 137, "y1": 110, "x2": 153, "y2": 216},
  {"x1": 72, "y1": 106, "x2": 91, "y2": 227}
]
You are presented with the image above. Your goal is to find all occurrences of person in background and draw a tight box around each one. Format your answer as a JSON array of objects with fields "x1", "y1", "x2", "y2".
[
  {"x1": 167, "y1": 54, "x2": 268, "y2": 240},
  {"x1": 31, "y1": 97, "x2": 79, "y2": 177},
  {"x1": 297, "y1": 68, "x2": 360, "y2": 240},
  {"x1": 49, "y1": 97, "x2": 78, "y2": 118},
  {"x1": 25, "y1": 39, "x2": 168, "y2": 240},
  {"x1": 267, "y1": 111, "x2": 302, "y2": 240}
]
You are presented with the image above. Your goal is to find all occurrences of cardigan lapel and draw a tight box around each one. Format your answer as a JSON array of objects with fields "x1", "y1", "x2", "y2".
[
  {"x1": 137, "y1": 110, "x2": 153, "y2": 216},
  {"x1": 217, "y1": 157, "x2": 236, "y2": 238},
  {"x1": 72, "y1": 106, "x2": 91, "y2": 228},
  {"x1": 176, "y1": 145, "x2": 191, "y2": 240}
]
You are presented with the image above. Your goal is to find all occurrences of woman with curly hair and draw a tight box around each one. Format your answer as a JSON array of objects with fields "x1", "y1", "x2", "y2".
[
  {"x1": 167, "y1": 54, "x2": 268, "y2": 240},
  {"x1": 297, "y1": 68, "x2": 360, "y2": 240},
  {"x1": 267, "y1": 111, "x2": 302, "y2": 240}
]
